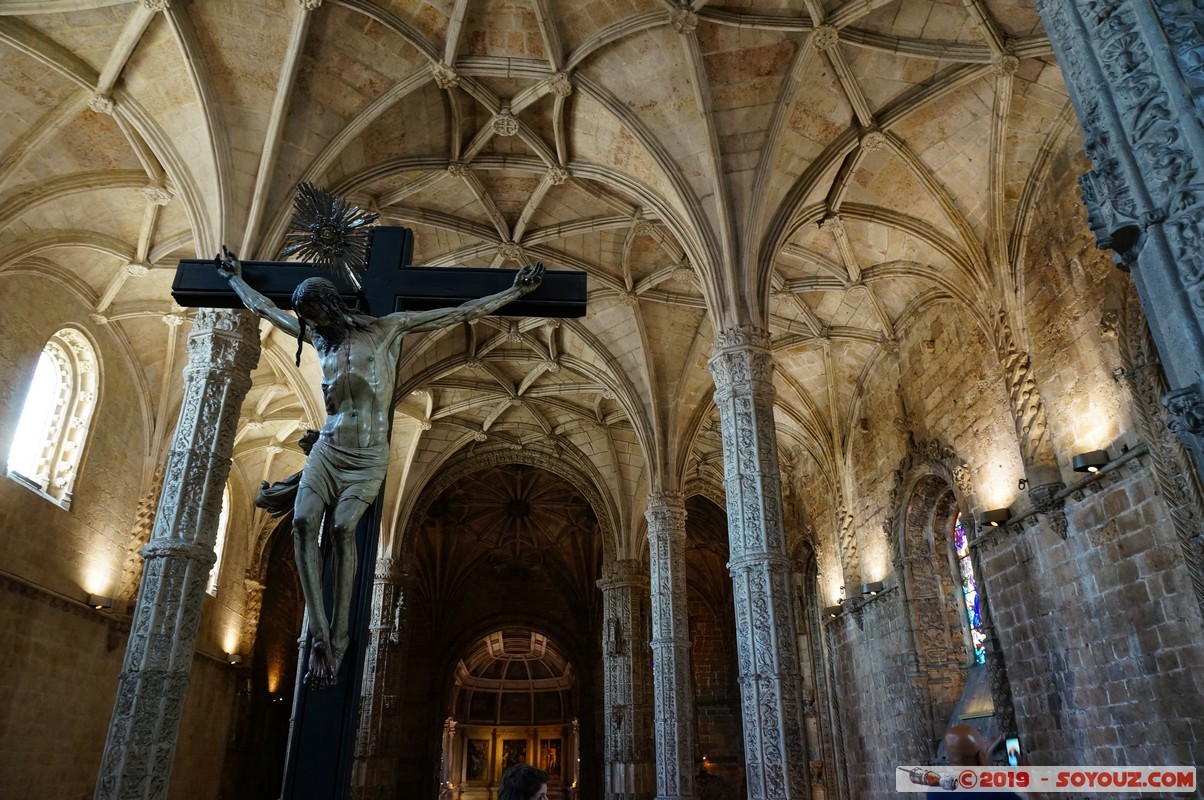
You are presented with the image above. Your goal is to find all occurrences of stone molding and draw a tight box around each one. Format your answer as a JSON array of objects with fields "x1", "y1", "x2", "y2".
[{"x1": 991, "y1": 311, "x2": 1060, "y2": 484}]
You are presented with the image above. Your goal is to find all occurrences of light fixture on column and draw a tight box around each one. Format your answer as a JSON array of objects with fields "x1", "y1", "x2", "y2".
[
  {"x1": 825, "y1": 604, "x2": 843, "y2": 618},
  {"x1": 977, "y1": 508, "x2": 1011, "y2": 528},
  {"x1": 1072, "y1": 449, "x2": 1110, "y2": 473},
  {"x1": 87, "y1": 594, "x2": 112, "y2": 610},
  {"x1": 226, "y1": 652, "x2": 243, "y2": 665},
  {"x1": 861, "y1": 581, "x2": 884, "y2": 596}
]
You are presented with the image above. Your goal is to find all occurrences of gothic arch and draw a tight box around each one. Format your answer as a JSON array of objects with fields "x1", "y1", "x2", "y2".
[{"x1": 886, "y1": 439, "x2": 977, "y2": 753}]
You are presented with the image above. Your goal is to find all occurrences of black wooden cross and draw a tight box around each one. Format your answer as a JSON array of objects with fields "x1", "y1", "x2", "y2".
[{"x1": 172, "y1": 227, "x2": 586, "y2": 800}]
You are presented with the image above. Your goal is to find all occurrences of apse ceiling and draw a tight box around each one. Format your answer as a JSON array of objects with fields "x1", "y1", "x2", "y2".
[{"x1": 0, "y1": 0, "x2": 1073, "y2": 557}]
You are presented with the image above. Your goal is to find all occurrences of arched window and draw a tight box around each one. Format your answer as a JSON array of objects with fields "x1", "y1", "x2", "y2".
[
  {"x1": 6, "y1": 328, "x2": 98, "y2": 508},
  {"x1": 208, "y1": 486, "x2": 231, "y2": 595},
  {"x1": 951, "y1": 512, "x2": 986, "y2": 664}
]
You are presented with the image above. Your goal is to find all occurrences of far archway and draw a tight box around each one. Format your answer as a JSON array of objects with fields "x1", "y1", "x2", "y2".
[{"x1": 442, "y1": 628, "x2": 581, "y2": 800}]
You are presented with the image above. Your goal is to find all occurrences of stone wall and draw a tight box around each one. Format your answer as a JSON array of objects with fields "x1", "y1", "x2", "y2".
[
  {"x1": 978, "y1": 452, "x2": 1204, "y2": 768},
  {"x1": 825, "y1": 591, "x2": 928, "y2": 798},
  {"x1": 0, "y1": 275, "x2": 242, "y2": 799},
  {"x1": 688, "y1": 592, "x2": 742, "y2": 793}
]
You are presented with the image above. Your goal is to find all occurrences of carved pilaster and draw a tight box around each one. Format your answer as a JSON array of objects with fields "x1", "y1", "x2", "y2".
[
  {"x1": 708, "y1": 327, "x2": 809, "y2": 800},
  {"x1": 1120, "y1": 289, "x2": 1204, "y2": 621},
  {"x1": 992, "y1": 312, "x2": 1061, "y2": 487},
  {"x1": 118, "y1": 465, "x2": 164, "y2": 612},
  {"x1": 645, "y1": 492, "x2": 695, "y2": 800},
  {"x1": 95, "y1": 309, "x2": 260, "y2": 800},
  {"x1": 598, "y1": 559, "x2": 654, "y2": 800},
  {"x1": 352, "y1": 560, "x2": 412, "y2": 799}
]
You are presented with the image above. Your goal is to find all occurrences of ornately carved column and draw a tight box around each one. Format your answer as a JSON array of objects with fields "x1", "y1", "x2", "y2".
[
  {"x1": 991, "y1": 311, "x2": 1069, "y2": 536},
  {"x1": 708, "y1": 327, "x2": 808, "y2": 800},
  {"x1": 352, "y1": 559, "x2": 413, "y2": 800},
  {"x1": 645, "y1": 492, "x2": 696, "y2": 800},
  {"x1": 1036, "y1": 0, "x2": 1204, "y2": 464},
  {"x1": 95, "y1": 309, "x2": 260, "y2": 800},
  {"x1": 598, "y1": 559, "x2": 655, "y2": 800}
]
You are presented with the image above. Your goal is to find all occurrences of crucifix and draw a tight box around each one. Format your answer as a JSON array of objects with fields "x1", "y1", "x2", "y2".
[{"x1": 172, "y1": 189, "x2": 586, "y2": 800}]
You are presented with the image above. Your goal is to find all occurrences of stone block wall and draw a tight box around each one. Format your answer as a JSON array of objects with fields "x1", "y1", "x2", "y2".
[
  {"x1": 977, "y1": 455, "x2": 1204, "y2": 768},
  {"x1": 826, "y1": 591, "x2": 930, "y2": 798},
  {"x1": 688, "y1": 592, "x2": 742, "y2": 789}
]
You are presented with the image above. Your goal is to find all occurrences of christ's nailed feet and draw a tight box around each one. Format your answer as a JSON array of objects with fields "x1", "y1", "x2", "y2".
[{"x1": 307, "y1": 640, "x2": 339, "y2": 690}]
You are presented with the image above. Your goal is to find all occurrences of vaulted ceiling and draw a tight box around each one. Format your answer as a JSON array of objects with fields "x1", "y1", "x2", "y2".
[{"x1": 0, "y1": 0, "x2": 1076, "y2": 559}]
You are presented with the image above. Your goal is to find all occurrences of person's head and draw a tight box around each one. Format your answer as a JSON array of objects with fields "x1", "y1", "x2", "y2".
[
  {"x1": 290, "y1": 277, "x2": 350, "y2": 365},
  {"x1": 497, "y1": 763, "x2": 549, "y2": 800},
  {"x1": 943, "y1": 724, "x2": 988, "y2": 766}
]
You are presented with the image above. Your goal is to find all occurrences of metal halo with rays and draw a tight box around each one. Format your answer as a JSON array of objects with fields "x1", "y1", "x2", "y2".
[{"x1": 278, "y1": 182, "x2": 379, "y2": 290}]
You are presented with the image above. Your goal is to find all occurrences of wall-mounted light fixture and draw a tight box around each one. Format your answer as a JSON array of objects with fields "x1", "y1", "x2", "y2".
[
  {"x1": 87, "y1": 594, "x2": 112, "y2": 610},
  {"x1": 226, "y1": 652, "x2": 243, "y2": 666},
  {"x1": 825, "y1": 604, "x2": 843, "y2": 619},
  {"x1": 1072, "y1": 449, "x2": 1110, "y2": 473},
  {"x1": 977, "y1": 508, "x2": 1011, "y2": 528},
  {"x1": 861, "y1": 581, "x2": 884, "y2": 596}
]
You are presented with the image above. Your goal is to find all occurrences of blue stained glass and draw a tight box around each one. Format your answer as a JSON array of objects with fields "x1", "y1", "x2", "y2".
[{"x1": 954, "y1": 513, "x2": 986, "y2": 665}]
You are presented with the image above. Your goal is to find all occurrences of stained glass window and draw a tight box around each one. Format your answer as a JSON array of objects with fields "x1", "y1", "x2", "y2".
[{"x1": 952, "y1": 512, "x2": 986, "y2": 664}]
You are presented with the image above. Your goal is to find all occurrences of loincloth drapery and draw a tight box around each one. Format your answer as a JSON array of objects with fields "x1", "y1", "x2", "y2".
[{"x1": 298, "y1": 436, "x2": 389, "y2": 507}]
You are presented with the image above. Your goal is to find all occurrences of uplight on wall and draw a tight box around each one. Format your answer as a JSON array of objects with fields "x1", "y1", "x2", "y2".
[
  {"x1": 825, "y1": 604, "x2": 843, "y2": 619},
  {"x1": 87, "y1": 593, "x2": 112, "y2": 610},
  {"x1": 977, "y1": 508, "x2": 1011, "y2": 528},
  {"x1": 861, "y1": 581, "x2": 884, "y2": 596},
  {"x1": 226, "y1": 652, "x2": 243, "y2": 666},
  {"x1": 1072, "y1": 449, "x2": 1110, "y2": 473}
]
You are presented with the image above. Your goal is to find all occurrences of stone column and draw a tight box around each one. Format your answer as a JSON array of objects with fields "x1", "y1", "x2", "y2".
[
  {"x1": 352, "y1": 559, "x2": 413, "y2": 799},
  {"x1": 598, "y1": 559, "x2": 655, "y2": 800},
  {"x1": 1036, "y1": 0, "x2": 1204, "y2": 460},
  {"x1": 644, "y1": 491, "x2": 696, "y2": 800},
  {"x1": 95, "y1": 308, "x2": 260, "y2": 800},
  {"x1": 708, "y1": 326, "x2": 808, "y2": 800}
]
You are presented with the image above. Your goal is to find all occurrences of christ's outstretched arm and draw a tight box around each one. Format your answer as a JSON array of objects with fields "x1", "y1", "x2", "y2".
[
  {"x1": 398, "y1": 262, "x2": 545, "y2": 332},
  {"x1": 215, "y1": 246, "x2": 306, "y2": 340}
]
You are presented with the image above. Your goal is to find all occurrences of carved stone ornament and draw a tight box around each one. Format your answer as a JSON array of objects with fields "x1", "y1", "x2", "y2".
[
  {"x1": 140, "y1": 184, "x2": 173, "y2": 205},
  {"x1": 991, "y1": 53, "x2": 1020, "y2": 77},
  {"x1": 669, "y1": 8, "x2": 698, "y2": 34},
  {"x1": 89, "y1": 94, "x2": 115, "y2": 115},
  {"x1": 1028, "y1": 481, "x2": 1068, "y2": 540},
  {"x1": 141, "y1": 0, "x2": 168, "y2": 11},
  {"x1": 547, "y1": 71, "x2": 573, "y2": 97},
  {"x1": 446, "y1": 161, "x2": 467, "y2": 178},
  {"x1": 431, "y1": 62, "x2": 459, "y2": 90},
  {"x1": 953, "y1": 464, "x2": 972, "y2": 495},
  {"x1": 818, "y1": 213, "x2": 844, "y2": 234},
  {"x1": 298, "y1": 0, "x2": 322, "y2": 8},
  {"x1": 492, "y1": 112, "x2": 520, "y2": 137},
  {"x1": 1163, "y1": 380, "x2": 1204, "y2": 448},
  {"x1": 124, "y1": 263, "x2": 150, "y2": 278},
  {"x1": 860, "y1": 130, "x2": 887, "y2": 152},
  {"x1": 811, "y1": 24, "x2": 840, "y2": 51},
  {"x1": 547, "y1": 165, "x2": 569, "y2": 186},
  {"x1": 497, "y1": 240, "x2": 524, "y2": 261}
]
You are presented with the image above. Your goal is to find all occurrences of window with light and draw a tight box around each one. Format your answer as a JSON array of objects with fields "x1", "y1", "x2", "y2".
[{"x1": 7, "y1": 328, "x2": 98, "y2": 508}]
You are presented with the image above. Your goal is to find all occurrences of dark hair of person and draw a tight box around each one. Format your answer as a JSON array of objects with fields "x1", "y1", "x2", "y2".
[
  {"x1": 497, "y1": 763, "x2": 549, "y2": 800},
  {"x1": 289, "y1": 277, "x2": 371, "y2": 366}
]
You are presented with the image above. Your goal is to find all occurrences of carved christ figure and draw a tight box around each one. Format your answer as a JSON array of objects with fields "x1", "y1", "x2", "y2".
[{"x1": 217, "y1": 248, "x2": 544, "y2": 688}]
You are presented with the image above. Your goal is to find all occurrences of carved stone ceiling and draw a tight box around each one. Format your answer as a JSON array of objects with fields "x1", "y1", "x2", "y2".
[{"x1": 0, "y1": 1, "x2": 1071, "y2": 557}]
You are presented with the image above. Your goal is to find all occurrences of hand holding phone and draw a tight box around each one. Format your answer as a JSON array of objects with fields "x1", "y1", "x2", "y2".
[{"x1": 1006, "y1": 736, "x2": 1021, "y2": 767}]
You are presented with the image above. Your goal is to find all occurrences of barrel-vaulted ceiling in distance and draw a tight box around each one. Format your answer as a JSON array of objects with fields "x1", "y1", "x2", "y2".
[{"x1": 0, "y1": 0, "x2": 1072, "y2": 561}]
